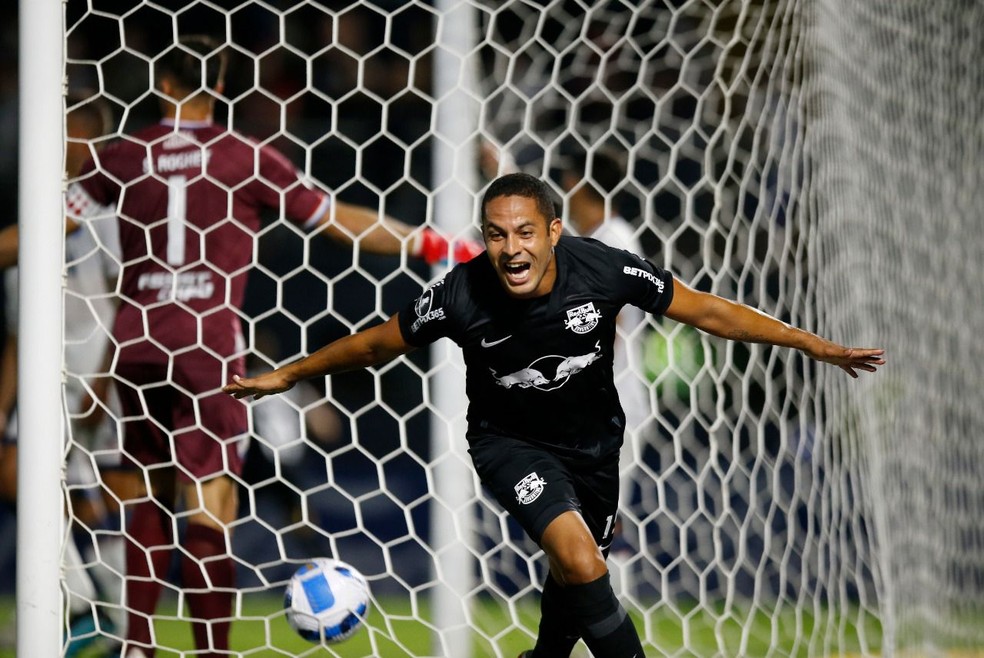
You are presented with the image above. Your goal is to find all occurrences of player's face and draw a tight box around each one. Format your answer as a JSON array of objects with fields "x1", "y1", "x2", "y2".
[
  {"x1": 65, "y1": 114, "x2": 96, "y2": 178},
  {"x1": 482, "y1": 195, "x2": 562, "y2": 299}
]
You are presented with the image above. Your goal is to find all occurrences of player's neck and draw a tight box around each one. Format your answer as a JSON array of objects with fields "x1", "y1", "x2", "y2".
[{"x1": 161, "y1": 100, "x2": 214, "y2": 124}]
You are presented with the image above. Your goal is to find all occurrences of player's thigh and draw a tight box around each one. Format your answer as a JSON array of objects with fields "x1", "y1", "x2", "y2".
[
  {"x1": 180, "y1": 474, "x2": 238, "y2": 530},
  {"x1": 100, "y1": 468, "x2": 143, "y2": 520},
  {"x1": 170, "y1": 390, "x2": 247, "y2": 484},
  {"x1": 113, "y1": 365, "x2": 174, "y2": 470},
  {"x1": 540, "y1": 509, "x2": 608, "y2": 585},
  {"x1": 171, "y1": 351, "x2": 248, "y2": 482},
  {"x1": 116, "y1": 358, "x2": 247, "y2": 482},
  {"x1": 468, "y1": 435, "x2": 579, "y2": 545}
]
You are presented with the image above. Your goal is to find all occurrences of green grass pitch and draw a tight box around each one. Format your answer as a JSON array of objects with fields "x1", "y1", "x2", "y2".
[{"x1": 0, "y1": 592, "x2": 887, "y2": 657}]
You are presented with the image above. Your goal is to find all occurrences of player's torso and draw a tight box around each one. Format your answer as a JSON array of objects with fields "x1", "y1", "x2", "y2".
[
  {"x1": 456, "y1": 242, "x2": 627, "y2": 455},
  {"x1": 96, "y1": 124, "x2": 263, "y2": 351},
  {"x1": 462, "y1": 289, "x2": 618, "y2": 395}
]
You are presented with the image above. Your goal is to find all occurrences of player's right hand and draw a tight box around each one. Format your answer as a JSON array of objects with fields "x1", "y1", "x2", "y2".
[{"x1": 222, "y1": 373, "x2": 295, "y2": 400}]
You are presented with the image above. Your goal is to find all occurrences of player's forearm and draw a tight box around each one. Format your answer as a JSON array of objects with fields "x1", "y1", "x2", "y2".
[
  {"x1": 282, "y1": 336, "x2": 379, "y2": 383},
  {"x1": 691, "y1": 295, "x2": 813, "y2": 351},
  {"x1": 281, "y1": 317, "x2": 410, "y2": 385},
  {"x1": 321, "y1": 201, "x2": 412, "y2": 256}
]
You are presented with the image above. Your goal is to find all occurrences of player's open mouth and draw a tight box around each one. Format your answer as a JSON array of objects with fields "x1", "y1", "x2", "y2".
[{"x1": 502, "y1": 261, "x2": 531, "y2": 284}]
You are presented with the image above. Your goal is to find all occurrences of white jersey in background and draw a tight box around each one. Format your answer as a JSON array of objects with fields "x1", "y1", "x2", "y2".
[
  {"x1": 579, "y1": 216, "x2": 651, "y2": 438},
  {"x1": 5, "y1": 200, "x2": 121, "y2": 469}
]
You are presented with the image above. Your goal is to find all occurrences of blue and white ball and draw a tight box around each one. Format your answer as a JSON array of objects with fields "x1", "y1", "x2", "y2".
[{"x1": 284, "y1": 558, "x2": 370, "y2": 643}]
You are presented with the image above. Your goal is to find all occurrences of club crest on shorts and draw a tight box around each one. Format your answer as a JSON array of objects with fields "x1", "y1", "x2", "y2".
[
  {"x1": 564, "y1": 302, "x2": 601, "y2": 334},
  {"x1": 515, "y1": 472, "x2": 547, "y2": 504}
]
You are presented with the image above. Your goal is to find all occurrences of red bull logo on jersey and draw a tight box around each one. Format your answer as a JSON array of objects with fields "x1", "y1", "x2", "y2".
[
  {"x1": 490, "y1": 342, "x2": 602, "y2": 391},
  {"x1": 489, "y1": 366, "x2": 549, "y2": 389},
  {"x1": 514, "y1": 472, "x2": 547, "y2": 505},
  {"x1": 564, "y1": 302, "x2": 602, "y2": 334}
]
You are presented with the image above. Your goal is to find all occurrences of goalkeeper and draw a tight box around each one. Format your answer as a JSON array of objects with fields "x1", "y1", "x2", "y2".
[{"x1": 224, "y1": 173, "x2": 884, "y2": 658}]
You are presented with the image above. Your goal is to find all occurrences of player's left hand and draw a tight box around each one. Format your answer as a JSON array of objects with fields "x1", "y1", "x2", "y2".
[{"x1": 807, "y1": 343, "x2": 885, "y2": 378}]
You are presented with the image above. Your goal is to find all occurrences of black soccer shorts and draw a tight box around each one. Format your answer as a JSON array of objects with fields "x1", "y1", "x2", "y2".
[{"x1": 467, "y1": 433, "x2": 620, "y2": 551}]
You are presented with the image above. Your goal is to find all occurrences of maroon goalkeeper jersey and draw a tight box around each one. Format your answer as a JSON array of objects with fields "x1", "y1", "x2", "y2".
[{"x1": 78, "y1": 119, "x2": 329, "y2": 361}]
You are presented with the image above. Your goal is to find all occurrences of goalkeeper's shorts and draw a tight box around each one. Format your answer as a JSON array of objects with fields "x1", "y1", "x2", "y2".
[{"x1": 114, "y1": 351, "x2": 248, "y2": 482}]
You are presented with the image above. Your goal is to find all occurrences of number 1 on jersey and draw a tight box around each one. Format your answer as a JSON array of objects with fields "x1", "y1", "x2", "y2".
[{"x1": 166, "y1": 175, "x2": 187, "y2": 266}]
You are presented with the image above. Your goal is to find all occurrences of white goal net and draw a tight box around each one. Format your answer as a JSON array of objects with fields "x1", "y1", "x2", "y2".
[{"x1": 15, "y1": 0, "x2": 983, "y2": 656}]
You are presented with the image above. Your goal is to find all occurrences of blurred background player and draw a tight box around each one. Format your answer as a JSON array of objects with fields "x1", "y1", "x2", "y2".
[
  {"x1": 558, "y1": 148, "x2": 652, "y2": 596},
  {"x1": 0, "y1": 91, "x2": 125, "y2": 657},
  {"x1": 42, "y1": 35, "x2": 479, "y2": 658}
]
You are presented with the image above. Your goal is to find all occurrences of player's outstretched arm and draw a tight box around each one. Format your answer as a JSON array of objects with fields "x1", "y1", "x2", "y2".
[
  {"x1": 664, "y1": 278, "x2": 885, "y2": 378},
  {"x1": 223, "y1": 314, "x2": 414, "y2": 400},
  {"x1": 317, "y1": 200, "x2": 412, "y2": 255},
  {"x1": 318, "y1": 200, "x2": 483, "y2": 265}
]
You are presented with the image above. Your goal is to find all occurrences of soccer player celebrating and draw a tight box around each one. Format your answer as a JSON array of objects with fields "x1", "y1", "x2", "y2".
[
  {"x1": 0, "y1": 35, "x2": 480, "y2": 658},
  {"x1": 224, "y1": 173, "x2": 884, "y2": 657}
]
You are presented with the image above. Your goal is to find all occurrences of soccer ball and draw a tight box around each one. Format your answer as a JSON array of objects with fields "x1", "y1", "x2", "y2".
[{"x1": 284, "y1": 558, "x2": 370, "y2": 643}]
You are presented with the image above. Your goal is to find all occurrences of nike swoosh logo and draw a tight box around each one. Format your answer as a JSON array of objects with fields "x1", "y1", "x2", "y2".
[{"x1": 481, "y1": 335, "x2": 512, "y2": 348}]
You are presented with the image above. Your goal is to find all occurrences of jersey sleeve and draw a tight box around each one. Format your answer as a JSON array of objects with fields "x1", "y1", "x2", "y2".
[
  {"x1": 613, "y1": 250, "x2": 675, "y2": 316},
  {"x1": 256, "y1": 143, "x2": 331, "y2": 229},
  {"x1": 397, "y1": 276, "x2": 457, "y2": 347},
  {"x1": 66, "y1": 182, "x2": 122, "y2": 272},
  {"x1": 74, "y1": 144, "x2": 124, "y2": 208}
]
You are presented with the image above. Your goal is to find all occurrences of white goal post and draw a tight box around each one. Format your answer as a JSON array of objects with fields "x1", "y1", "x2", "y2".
[
  {"x1": 16, "y1": 0, "x2": 65, "y2": 657},
  {"x1": 16, "y1": 1, "x2": 984, "y2": 657}
]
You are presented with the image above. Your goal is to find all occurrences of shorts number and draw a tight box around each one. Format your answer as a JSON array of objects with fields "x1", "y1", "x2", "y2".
[{"x1": 602, "y1": 514, "x2": 616, "y2": 540}]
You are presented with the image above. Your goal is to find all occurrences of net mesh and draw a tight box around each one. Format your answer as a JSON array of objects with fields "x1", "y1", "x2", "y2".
[{"x1": 50, "y1": 0, "x2": 984, "y2": 656}]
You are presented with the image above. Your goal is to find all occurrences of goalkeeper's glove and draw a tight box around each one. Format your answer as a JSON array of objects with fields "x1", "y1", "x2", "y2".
[{"x1": 414, "y1": 227, "x2": 485, "y2": 265}]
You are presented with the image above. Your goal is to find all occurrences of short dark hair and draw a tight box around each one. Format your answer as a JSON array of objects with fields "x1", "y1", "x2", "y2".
[
  {"x1": 481, "y1": 173, "x2": 558, "y2": 226},
  {"x1": 155, "y1": 35, "x2": 226, "y2": 96}
]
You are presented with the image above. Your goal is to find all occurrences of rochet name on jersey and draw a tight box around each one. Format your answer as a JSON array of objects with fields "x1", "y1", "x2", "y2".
[{"x1": 143, "y1": 148, "x2": 210, "y2": 175}]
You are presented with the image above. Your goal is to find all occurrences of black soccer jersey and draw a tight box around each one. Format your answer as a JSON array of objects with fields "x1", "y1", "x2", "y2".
[{"x1": 398, "y1": 235, "x2": 674, "y2": 459}]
